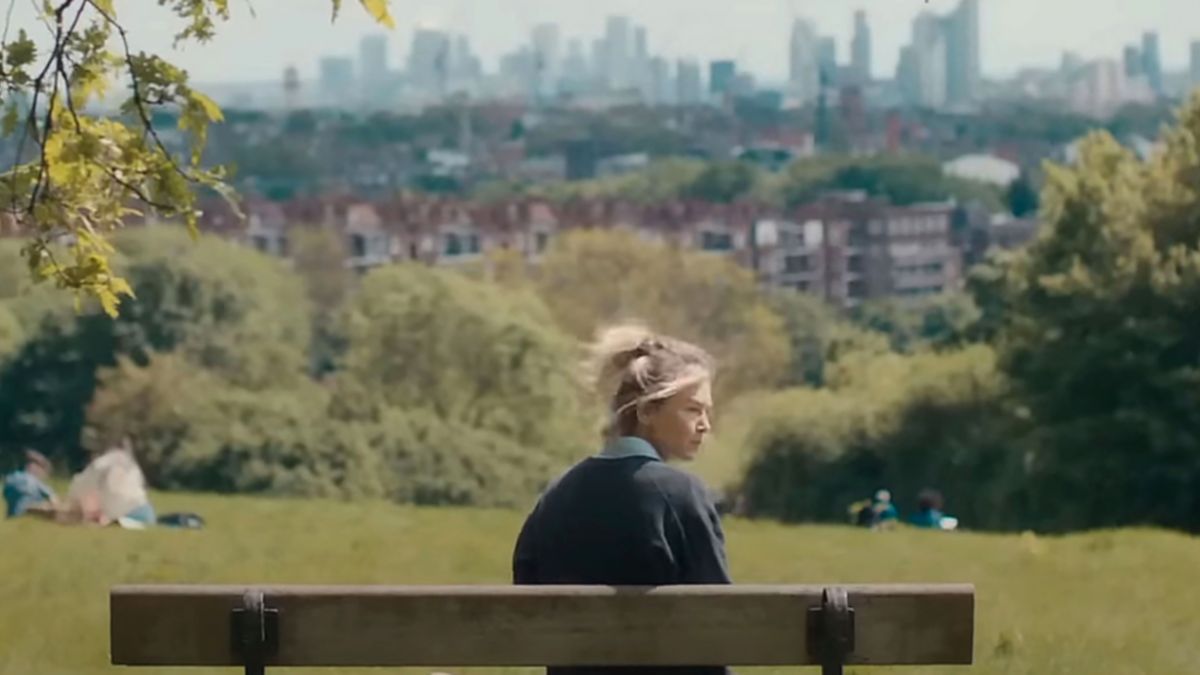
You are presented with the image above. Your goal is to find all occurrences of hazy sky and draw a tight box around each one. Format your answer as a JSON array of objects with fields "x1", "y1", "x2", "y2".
[{"x1": 9, "y1": 0, "x2": 1200, "y2": 84}]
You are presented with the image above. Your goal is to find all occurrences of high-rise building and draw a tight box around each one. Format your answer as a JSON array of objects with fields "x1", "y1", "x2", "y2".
[
  {"x1": 912, "y1": 12, "x2": 947, "y2": 108},
  {"x1": 789, "y1": 19, "x2": 820, "y2": 104},
  {"x1": 1191, "y1": 41, "x2": 1200, "y2": 88},
  {"x1": 590, "y1": 38, "x2": 609, "y2": 88},
  {"x1": 710, "y1": 60, "x2": 736, "y2": 97},
  {"x1": 561, "y1": 39, "x2": 590, "y2": 94},
  {"x1": 499, "y1": 46, "x2": 536, "y2": 98},
  {"x1": 649, "y1": 56, "x2": 673, "y2": 106},
  {"x1": 407, "y1": 29, "x2": 452, "y2": 95},
  {"x1": 633, "y1": 26, "x2": 652, "y2": 101},
  {"x1": 851, "y1": 10, "x2": 872, "y2": 84},
  {"x1": 531, "y1": 23, "x2": 562, "y2": 97},
  {"x1": 605, "y1": 16, "x2": 633, "y2": 88},
  {"x1": 1123, "y1": 45, "x2": 1143, "y2": 77},
  {"x1": 896, "y1": 46, "x2": 919, "y2": 105},
  {"x1": 944, "y1": 0, "x2": 980, "y2": 107},
  {"x1": 451, "y1": 34, "x2": 482, "y2": 82},
  {"x1": 818, "y1": 36, "x2": 837, "y2": 86},
  {"x1": 359, "y1": 35, "x2": 388, "y2": 86},
  {"x1": 318, "y1": 56, "x2": 354, "y2": 105},
  {"x1": 677, "y1": 59, "x2": 703, "y2": 105},
  {"x1": 1065, "y1": 58, "x2": 1153, "y2": 118},
  {"x1": 1142, "y1": 31, "x2": 1163, "y2": 96}
]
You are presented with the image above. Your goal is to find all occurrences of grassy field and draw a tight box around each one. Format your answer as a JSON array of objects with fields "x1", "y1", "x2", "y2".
[{"x1": 2, "y1": 490, "x2": 1198, "y2": 675}]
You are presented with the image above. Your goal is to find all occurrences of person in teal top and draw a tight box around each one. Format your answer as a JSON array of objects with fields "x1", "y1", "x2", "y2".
[
  {"x1": 911, "y1": 489, "x2": 948, "y2": 529},
  {"x1": 4, "y1": 450, "x2": 58, "y2": 518}
]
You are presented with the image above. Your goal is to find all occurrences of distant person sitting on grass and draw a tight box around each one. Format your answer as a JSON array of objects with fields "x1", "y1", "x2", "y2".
[
  {"x1": 3, "y1": 449, "x2": 58, "y2": 519},
  {"x1": 65, "y1": 437, "x2": 156, "y2": 529},
  {"x1": 911, "y1": 489, "x2": 958, "y2": 531},
  {"x1": 852, "y1": 489, "x2": 899, "y2": 530}
]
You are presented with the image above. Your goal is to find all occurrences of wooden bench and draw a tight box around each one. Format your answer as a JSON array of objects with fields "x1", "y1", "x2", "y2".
[{"x1": 110, "y1": 584, "x2": 974, "y2": 675}]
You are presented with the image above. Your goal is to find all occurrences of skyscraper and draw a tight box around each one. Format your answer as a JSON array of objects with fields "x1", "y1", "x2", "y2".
[
  {"x1": 633, "y1": 26, "x2": 652, "y2": 101},
  {"x1": 499, "y1": 47, "x2": 536, "y2": 99},
  {"x1": 407, "y1": 29, "x2": 452, "y2": 95},
  {"x1": 359, "y1": 35, "x2": 388, "y2": 86},
  {"x1": 896, "y1": 46, "x2": 918, "y2": 105},
  {"x1": 851, "y1": 10, "x2": 872, "y2": 84},
  {"x1": 634, "y1": 26, "x2": 649, "y2": 64},
  {"x1": 710, "y1": 60, "x2": 736, "y2": 97},
  {"x1": 818, "y1": 36, "x2": 837, "y2": 87},
  {"x1": 944, "y1": 0, "x2": 980, "y2": 107},
  {"x1": 604, "y1": 16, "x2": 633, "y2": 88},
  {"x1": 451, "y1": 35, "x2": 482, "y2": 82},
  {"x1": 789, "y1": 19, "x2": 820, "y2": 104},
  {"x1": 649, "y1": 56, "x2": 673, "y2": 106},
  {"x1": 531, "y1": 23, "x2": 562, "y2": 97},
  {"x1": 561, "y1": 39, "x2": 590, "y2": 94},
  {"x1": 1142, "y1": 31, "x2": 1163, "y2": 96},
  {"x1": 318, "y1": 56, "x2": 355, "y2": 105},
  {"x1": 590, "y1": 39, "x2": 609, "y2": 88},
  {"x1": 677, "y1": 59, "x2": 703, "y2": 105},
  {"x1": 912, "y1": 12, "x2": 947, "y2": 108},
  {"x1": 1124, "y1": 45, "x2": 1143, "y2": 77}
]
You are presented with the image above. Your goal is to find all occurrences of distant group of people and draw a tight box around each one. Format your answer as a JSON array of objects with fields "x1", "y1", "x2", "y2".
[
  {"x1": 850, "y1": 488, "x2": 959, "y2": 531},
  {"x1": 3, "y1": 438, "x2": 163, "y2": 529}
]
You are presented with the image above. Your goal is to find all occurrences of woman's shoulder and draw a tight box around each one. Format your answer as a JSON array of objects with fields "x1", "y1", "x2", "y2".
[{"x1": 635, "y1": 462, "x2": 715, "y2": 508}]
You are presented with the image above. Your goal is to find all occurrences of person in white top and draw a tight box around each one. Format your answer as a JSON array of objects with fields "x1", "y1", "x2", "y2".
[{"x1": 66, "y1": 437, "x2": 156, "y2": 528}]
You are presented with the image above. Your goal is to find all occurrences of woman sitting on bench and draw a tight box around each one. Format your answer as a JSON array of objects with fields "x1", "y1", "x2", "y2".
[{"x1": 513, "y1": 324, "x2": 731, "y2": 675}]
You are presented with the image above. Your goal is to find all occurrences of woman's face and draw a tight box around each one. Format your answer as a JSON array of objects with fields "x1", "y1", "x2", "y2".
[{"x1": 638, "y1": 378, "x2": 713, "y2": 462}]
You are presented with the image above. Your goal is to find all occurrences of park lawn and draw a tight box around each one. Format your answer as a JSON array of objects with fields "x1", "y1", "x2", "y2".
[{"x1": 1, "y1": 490, "x2": 1197, "y2": 675}]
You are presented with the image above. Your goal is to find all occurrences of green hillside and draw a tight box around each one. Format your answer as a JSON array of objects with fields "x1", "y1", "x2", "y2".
[{"x1": 3, "y1": 490, "x2": 1197, "y2": 675}]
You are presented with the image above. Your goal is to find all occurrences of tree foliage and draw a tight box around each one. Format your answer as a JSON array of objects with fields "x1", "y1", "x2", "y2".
[
  {"x1": 288, "y1": 225, "x2": 353, "y2": 374},
  {"x1": 850, "y1": 293, "x2": 981, "y2": 353},
  {"x1": 775, "y1": 155, "x2": 1004, "y2": 211},
  {"x1": 0, "y1": 0, "x2": 393, "y2": 314},
  {"x1": 971, "y1": 93, "x2": 1200, "y2": 531},
  {"x1": 736, "y1": 346, "x2": 1020, "y2": 528},
  {"x1": 1006, "y1": 173, "x2": 1040, "y2": 218},
  {"x1": 535, "y1": 229, "x2": 791, "y2": 403},
  {"x1": 0, "y1": 227, "x2": 310, "y2": 469},
  {"x1": 682, "y1": 161, "x2": 759, "y2": 203}
]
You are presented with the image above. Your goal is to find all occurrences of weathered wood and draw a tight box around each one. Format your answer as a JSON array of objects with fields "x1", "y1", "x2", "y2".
[{"x1": 110, "y1": 584, "x2": 974, "y2": 667}]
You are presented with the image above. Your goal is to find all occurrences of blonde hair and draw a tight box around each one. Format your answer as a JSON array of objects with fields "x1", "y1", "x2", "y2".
[{"x1": 585, "y1": 323, "x2": 715, "y2": 440}]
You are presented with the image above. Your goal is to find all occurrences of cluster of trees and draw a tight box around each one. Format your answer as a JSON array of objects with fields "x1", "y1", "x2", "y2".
[
  {"x1": 0, "y1": 225, "x2": 794, "y2": 508},
  {"x1": 730, "y1": 96, "x2": 1200, "y2": 533}
]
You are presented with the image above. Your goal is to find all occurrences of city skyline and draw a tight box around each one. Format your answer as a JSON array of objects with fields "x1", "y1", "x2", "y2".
[{"x1": 10, "y1": 0, "x2": 1200, "y2": 86}]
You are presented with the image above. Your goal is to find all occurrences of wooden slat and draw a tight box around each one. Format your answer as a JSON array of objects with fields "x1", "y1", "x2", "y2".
[{"x1": 111, "y1": 584, "x2": 973, "y2": 667}]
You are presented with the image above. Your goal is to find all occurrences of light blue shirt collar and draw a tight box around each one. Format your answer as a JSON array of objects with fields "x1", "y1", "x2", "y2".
[{"x1": 597, "y1": 436, "x2": 662, "y2": 461}]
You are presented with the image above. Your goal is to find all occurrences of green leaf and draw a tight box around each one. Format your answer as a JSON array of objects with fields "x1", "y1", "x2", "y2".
[
  {"x1": 330, "y1": 0, "x2": 343, "y2": 22},
  {"x1": 5, "y1": 30, "x2": 37, "y2": 68},
  {"x1": 189, "y1": 90, "x2": 224, "y2": 122},
  {"x1": 358, "y1": 0, "x2": 395, "y2": 29},
  {"x1": 2, "y1": 102, "x2": 19, "y2": 137}
]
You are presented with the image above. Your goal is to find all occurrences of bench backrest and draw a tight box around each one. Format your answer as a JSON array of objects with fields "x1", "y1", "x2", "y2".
[{"x1": 110, "y1": 584, "x2": 973, "y2": 671}]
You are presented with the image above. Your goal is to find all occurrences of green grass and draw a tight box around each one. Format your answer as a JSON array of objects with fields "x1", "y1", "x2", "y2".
[{"x1": 2, "y1": 490, "x2": 1198, "y2": 675}]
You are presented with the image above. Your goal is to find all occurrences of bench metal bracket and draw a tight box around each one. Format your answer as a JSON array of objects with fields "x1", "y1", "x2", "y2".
[
  {"x1": 231, "y1": 590, "x2": 279, "y2": 675},
  {"x1": 807, "y1": 586, "x2": 855, "y2": 675}
]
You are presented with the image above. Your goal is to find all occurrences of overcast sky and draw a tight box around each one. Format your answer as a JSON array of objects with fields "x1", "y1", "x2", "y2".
[{"x1": 8, "y1": 0, "x2": 1200, "y2": 84}]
